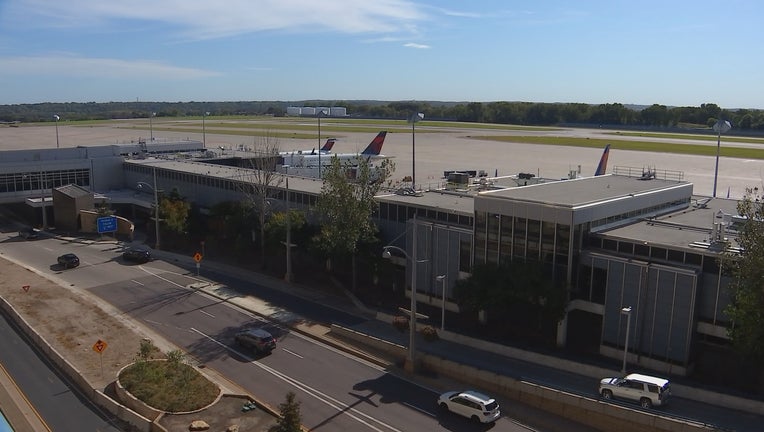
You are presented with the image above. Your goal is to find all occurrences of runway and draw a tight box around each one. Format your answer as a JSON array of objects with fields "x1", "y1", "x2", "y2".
[{"x1": 2, "y1": 121, "x2": 762, "y2": 199}]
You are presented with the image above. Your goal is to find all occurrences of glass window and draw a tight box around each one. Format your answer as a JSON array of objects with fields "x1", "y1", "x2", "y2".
[
  {"x1": 513, "y1": 217, "x2": 526, "y2": 258},
  {"x1": 527, "y1": 219, "x2": 540, "y2": 260}
]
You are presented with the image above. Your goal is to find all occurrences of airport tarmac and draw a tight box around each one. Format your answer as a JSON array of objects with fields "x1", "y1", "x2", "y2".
[{"x1": 1, "y1": 121, "x2": 763, "y2": 199}]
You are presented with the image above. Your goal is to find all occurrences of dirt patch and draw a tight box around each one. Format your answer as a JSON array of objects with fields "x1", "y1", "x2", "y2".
[
  {"x1": 0, "y1": 255, "x2": 278, "y2": 431},
  {"x1": 158, "y1": 395, "x2": 275, "y2": 432}
]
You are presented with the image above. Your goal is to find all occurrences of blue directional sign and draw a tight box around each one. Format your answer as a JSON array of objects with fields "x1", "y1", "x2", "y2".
[{"x1": 97, "y1": 216, "x2": 118, "y2": 234}]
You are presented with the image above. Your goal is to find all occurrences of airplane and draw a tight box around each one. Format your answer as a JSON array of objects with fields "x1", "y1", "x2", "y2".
[
  {"x1": 0, "y1": 120, "x2": 20, "y2": 127},
  {"x1": 594, "y1": 144, "x2": 610, "y2": 176},
  {"x1": 280, "y1": 131, "x2": 387, "y2": 169},
  {"x1": 280, "y1": 137, "x2": 336, "y2": 156}
]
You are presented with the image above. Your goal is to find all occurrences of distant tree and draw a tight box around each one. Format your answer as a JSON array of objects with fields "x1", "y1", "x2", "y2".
[
  {"x1": 272, "y1": 391, "x2": 302, "y2": 432},
  {"x1": 724, "y1": 188, "x2": 764, "y2": 363},
  {"x1": 313, "y1": 156, "x2": 394, "y2": 290}
]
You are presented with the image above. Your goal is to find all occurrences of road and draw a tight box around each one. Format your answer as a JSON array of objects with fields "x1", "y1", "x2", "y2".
[
  {"x1": 4, "y1": 230, "x2": 763, "y2": 431},
  {"x1": 0, "y1": 233, "x2": 564, "y2": 431}
]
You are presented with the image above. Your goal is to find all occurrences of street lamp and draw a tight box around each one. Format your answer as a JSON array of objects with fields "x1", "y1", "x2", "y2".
[
  {"x1": 382, "y1": 214, "x2": 421, "y2": 372},
  {"x1": 137, "y1": 170, "x2": 161, "y2": 250},
  {"x1": 149, "y1": 112, "x2": 156, "y2": 142},
  {"x1": 317, "y1": 109, "x2": 327, "y2": 179},
  {"x1": 712, "y1": 118, "x2": 732, "y2": 197},
  {"x1": 202, "y1": 111, "x2": 210, "y2": 149},
  {"x1": 53, "y1": 114, "x2": 60, "y2": 148},
  {"x1": 284, "y1": 177, "x2": 294, "y2": 283},
  {"x1": 436, "y1": 275, "x2": 446, "y2": 331},
  {"x1": 621, "y1": 306, "x2": 632, "y2": 373},
  {"x1": 408, "y1": 112, "x2": 424, "y2": 190}
]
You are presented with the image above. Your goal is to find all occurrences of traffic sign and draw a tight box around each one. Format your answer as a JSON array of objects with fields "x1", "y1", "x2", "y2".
[
  {"x1": 193, "y1": 252, "x2": 203, "y2": 263},
  {"x1": 92, "y1": 339, "x2": 108, "y2": 353},
  {"x1": 97, "y1": 216, "x2": 118, "y2": 234}
]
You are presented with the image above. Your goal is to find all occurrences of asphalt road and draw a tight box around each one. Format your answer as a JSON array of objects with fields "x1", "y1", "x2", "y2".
[{"x1": 0, "y1": 233, "x2": 554, "y2": 431}]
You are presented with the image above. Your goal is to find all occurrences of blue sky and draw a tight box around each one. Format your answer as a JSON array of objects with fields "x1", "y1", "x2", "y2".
[{"x1": 0, "y1": 0, "x2": 762, "y2": 108}]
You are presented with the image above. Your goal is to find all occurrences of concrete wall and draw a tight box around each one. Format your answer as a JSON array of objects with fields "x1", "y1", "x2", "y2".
[{"x1": 0, "y1": 296, "x2": 154, "y2": 432}]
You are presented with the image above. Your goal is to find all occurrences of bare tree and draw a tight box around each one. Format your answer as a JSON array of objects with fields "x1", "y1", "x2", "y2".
[{"x1": 236, "y1": 132, "x2": 284, "y2": 265}]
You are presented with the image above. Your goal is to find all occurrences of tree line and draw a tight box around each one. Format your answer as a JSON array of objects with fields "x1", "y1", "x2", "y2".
[{"x1": 2, "y1": 100, "x2": 764, "y2": 131}]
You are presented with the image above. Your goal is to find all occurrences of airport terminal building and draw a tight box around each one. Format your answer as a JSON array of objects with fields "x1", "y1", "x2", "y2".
[{"x1": 0, "y1": 141, "x2": 740, "y2": 376}]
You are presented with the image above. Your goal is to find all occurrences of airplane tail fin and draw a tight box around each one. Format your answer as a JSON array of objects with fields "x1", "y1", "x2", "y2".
[
  {"x1": 321, "y1": 138, "x2": 336, "y2": 152},
  {"x1": 361, "y1": 131, "x2": 387, "y2": 156},
  {"x1": 594, "y1": 144, "x2": 610, "y2": 176}
]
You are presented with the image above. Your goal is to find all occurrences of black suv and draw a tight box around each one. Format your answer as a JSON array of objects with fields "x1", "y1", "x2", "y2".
[
  {"x1": 57, "y1": 253, "x2": 80, "y2": 269},
  {"x1": 234, "y1": 328, "x2": 276, "y2": 354},
  {"x1": 122, "y1": 247, "x2": 151, "y2": 263}
]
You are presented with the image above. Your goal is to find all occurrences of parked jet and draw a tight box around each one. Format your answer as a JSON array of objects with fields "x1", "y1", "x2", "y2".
[
  {"x1": 594, "y1": 144, "x2": 610, "y2": 176},
  {"x1": 280, "y1": 137, "x2": 336, "y2": 156},
  {"x1": 280, "y1": 131, "x2": 387, "y2": 169}
]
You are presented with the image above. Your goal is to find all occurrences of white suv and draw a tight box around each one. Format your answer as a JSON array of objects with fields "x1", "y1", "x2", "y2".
[
  {"x1": 599, "y1": 373, "x2": 671, "y2": 408},
  {"x1": 437, "y1": 390, "x2": 501, "y2": 423}
]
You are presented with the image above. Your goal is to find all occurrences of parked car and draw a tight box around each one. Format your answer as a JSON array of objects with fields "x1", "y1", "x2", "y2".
[
  {"x1": 437, "y1": 390, "x2": 501, "y2": 424},
  {"x1": 57, "y1": 253, "x2": 80, "y2": 269},
  {"x1": 599, "y1": 373, "x2": 671, "y2": 408},
  {"x1": 234, "y1": 328, "x2": 276, "y2": 354},
  {"x1": 18, "y1": 227, "x2": 40, "y2": 240},
  {"x1": 122, "y1": 247, "x2": 151, "y2": 263}
]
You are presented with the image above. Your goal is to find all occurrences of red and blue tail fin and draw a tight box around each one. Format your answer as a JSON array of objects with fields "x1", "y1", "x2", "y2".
[
  {"x1": 594, "y1": 144, "x2": 610, "y2": 176},
  {"x1": 361, "y1": 131, "x2": 387, "y2": 155},
  {"x1": 321, "y1": 138, "x2": 336, "y2": 152}
]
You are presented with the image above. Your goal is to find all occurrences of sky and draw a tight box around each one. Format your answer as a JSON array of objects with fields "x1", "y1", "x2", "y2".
[{"x1": 0, "y1": 0, "x2": 762, "y2": 109}]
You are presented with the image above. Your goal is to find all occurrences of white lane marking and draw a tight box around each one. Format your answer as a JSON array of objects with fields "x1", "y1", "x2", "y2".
[
  {"x1": 192, "y1": 328, "x2": 404, "y2": 432},
  {"x1": 199, "y1": 310, "x2": 215, "y2": 318},
  {"x1": 281, "y1": 348, "x2": 303, "y2": 358},
  {"x1": 131, "y1": 280, "x2": 145, "y2": 286}
]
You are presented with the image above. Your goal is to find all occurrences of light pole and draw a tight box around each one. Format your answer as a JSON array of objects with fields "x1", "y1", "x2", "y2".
[
  {"x1": 284, "y1": 177, "x2": 293, "y2": 283},
  {"x1": 137, "y1": 170, "x2": 161, "y2": 250},
  {"x1": 149, "y1": 112, "x2": 156, "y2": 141},
  {"x1": 383, "y1": 214, "x2": 420, "y2": 372},
  {"x1": 317, "y1": 109, "x2": 327, "y2": 179},
  {"x1": 53, "y1": 114, "x2": 60, "y2": 148},
  {"x1": 436, "y1": 274, "x2": 446, "y2": 331},
  {"x1": 621, "y1": 306, "x2": 632, "y2": 373},
  {"x1": 712, "y1": 118, "x2": 732, "y2": 197},
  {"x1": 202, "y1": 111, "x2": 210, "y2": 149},
  {"x1": 408, "y1": 112, "x2": 424, "y2": 190}
]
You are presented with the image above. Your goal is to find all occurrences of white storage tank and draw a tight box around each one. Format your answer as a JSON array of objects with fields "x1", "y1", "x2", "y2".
[
  {"x1": 329, "y1": 107, "x2": 347, "y2": 117},
  {"x1": 316, "y1": 106, "x2": 331, "y2": 116},
  {"x1": 301, "y1": 107, "x2": 316, "y2": 116},
  {"x1": 286, "y1": 106, "x2": 302, "y2": 116}
]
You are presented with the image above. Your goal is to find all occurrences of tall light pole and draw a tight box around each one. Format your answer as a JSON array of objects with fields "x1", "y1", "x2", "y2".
[
  {"x1": 137, "y1": 172, "x2": 161, "y2": 250},
  {"x1": 383, "y1": 214, "x2": 420, "y2": 372},
  {"x1": 408, "y1": 112, "x2": 424, "y2": 190},
  {"x1": 317, "y1": 109, "x2": 327, "y2": 179},
  {"x1": 53, "y1": 114, "x2": 60, "y2": 148},
  {"x1": 621, "y1": 306, "x2": 632, "y2": 373},
  {"x1": 284, "y1": 177, "x2": 293, "y2": 283},
  {"x1": 712, "y1": 118, "x2": 732, "y2": 197},
  {"x1": 149, "y1": 112, "x2": 156, "y2": 141},
  {"x1": 202, "y1": 111, "x2": 210, "y2": 149},
  {"x1": 436, "y1": 274, "x2": 446, "y2": 331}
]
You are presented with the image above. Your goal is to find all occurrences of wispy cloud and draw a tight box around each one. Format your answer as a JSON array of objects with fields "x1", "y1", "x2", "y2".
[
  {"x1": 0, "y1": 54, "x2": 219, "y2": 79},
  {"x1": 404, "y1": 42, "x2": 430, "y2": 49},
  {"x1": 7, "y1": 0, "x2": 428, "y2": 40}
]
